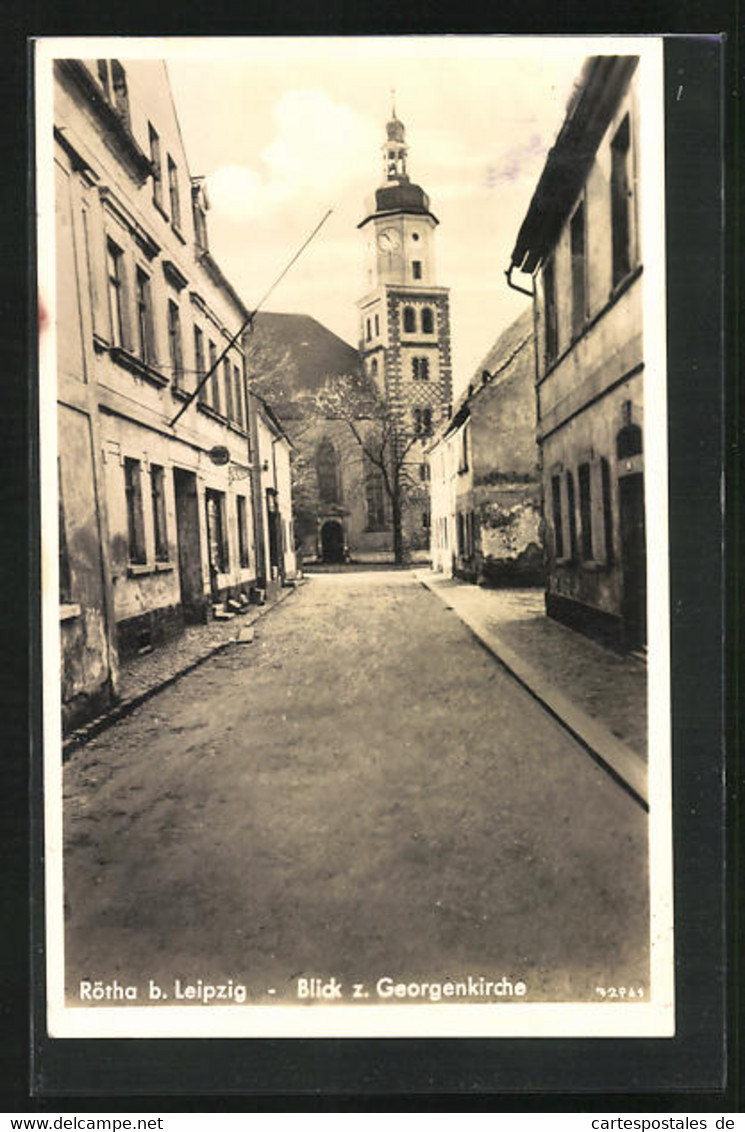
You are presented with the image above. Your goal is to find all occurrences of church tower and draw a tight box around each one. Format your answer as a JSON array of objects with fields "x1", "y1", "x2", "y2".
[{"x1": 356, "y1": 102, "x2": 453, "y2": 548}]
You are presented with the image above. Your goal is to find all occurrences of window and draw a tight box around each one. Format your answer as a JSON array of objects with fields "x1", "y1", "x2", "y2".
[
  {"x1": 458, "y1": 423, "x2": 469, "y2": 473},
  {"x1": 570, "y1": 200, "x2": 586, "y2": 338},
  {"x1": 58, "y1": 458, "x2": 71, "y2": 602},
  {"x1": 97, "y1": 60, "x2": 111, "y2": 100},
  {"x1": 566, "y1": 471, "x2": 578, "y2": 559},
  {"x1": 233, "y1": 364, "x2": 244, "y2": 427},
  {"x1": 106, "y1": 240, "x2": 125, "y2": 347},
  {"x1": 124, "y1": 457, "x2": 146, "y2": 564},
  {"x1": 167, "y1": 156, "x2": 181, "y2": 230},
  {"x1": 110, "y1": 61, "x2": 130, "y2": 128},
  {"x1": 150, "y1": 465, "x2": 169, "y2": 561},
  {"x1": 366, "y1": 318, "x2": 372, "y2": 341},
  {"x1": 223, "y1": 356, "x2": 233, "y2": 421},
  {"x1": 412, "y1": 260, "x2": 422, "y2": 279},
  {"x1": 419, "y1": 462, "x2": 430, "y2": 482},
  {"x1": 167, "y1": 300, "x2": 183, "y2": 387},
  {"x1": 237, "y1": 495, "x2": 250, "y2": 567},
  {"x1": 374, "y1": 313, "x2": 380, "y2": 336},
  {"x1": 135, "y1": 268, "x2": 155, "y2": 364},
  {"x1": 205, "y1": 489, "x2": 228, "y2": 573},
  {"x1": 149, "y1": 124, "x2": 164, "y2": 211},
  {"x1": 192, "y1": 184, "x2": 209, "y2": 251},
  {"x1": 194, "y1": 326, "x2": 206, "y2": 401},
  {"x1": 403, "y1": 306, "x2": 416, "y2": 333},
  {"x1": 611, "y1": 114, "x2": 632, "y2": 287},
  {"x1": 544, "y1": 254, "x2": 558, "y2": 366},
  {"x1": 414, "y1": 408, "x2": 433, "y2": 438},
  {"x1": 616, "y1": 422, "x2": 643, "y2": 459},
  {"x1": 364, "y1": 459, "x2": 386, "y2": 531},
  {"x1": 370, "y1": 358, "x2": 378, "y2": 379},
  {"x1": 412, "y1": 356, "x2": 430, "y2": 381},
  {"x1": 421, "y1": 307, "x2": 434, "y2": 334},
  {"x1": 208, "y1": 340, "x2": 220, "y2": 413},
  {"x1": 316, "y1": 439, "x2": 342, "y2": 504},
  {"x1": 601, "y1": 457, "x2": 614, "y2": 565},
  {"x1": 551, "y1": 474, "x2": 564, "y2": 559},
  {"x1": 578, "y1": 462, "x2": 593, "y2": 560}
]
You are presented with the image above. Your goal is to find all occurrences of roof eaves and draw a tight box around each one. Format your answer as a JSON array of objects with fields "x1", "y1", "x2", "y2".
[{"x1": 510, "y1": 55, "x2": 638, "y2": 274}]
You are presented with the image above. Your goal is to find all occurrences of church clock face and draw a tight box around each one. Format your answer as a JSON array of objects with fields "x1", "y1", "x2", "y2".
[{"x1": 377, "y1": 227, "x2": 401, "y2": 252}]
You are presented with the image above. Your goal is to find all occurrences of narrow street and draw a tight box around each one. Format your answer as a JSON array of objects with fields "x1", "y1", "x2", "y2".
[{"x1": 64, "y1": 570, "x2": 648, "y2": 1005}]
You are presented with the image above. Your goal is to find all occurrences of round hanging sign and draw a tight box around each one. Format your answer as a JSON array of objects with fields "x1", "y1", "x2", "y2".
[{"x1": 208, "y1": 445, "x2": 231, "y2": 466}]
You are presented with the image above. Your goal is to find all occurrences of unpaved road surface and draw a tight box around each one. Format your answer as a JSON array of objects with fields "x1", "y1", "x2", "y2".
[{"x1": 64, "y1": 570, "x2": 648, "y2": 1005}]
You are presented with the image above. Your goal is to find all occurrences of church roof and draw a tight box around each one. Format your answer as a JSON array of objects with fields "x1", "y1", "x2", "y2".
[
  {"x1": 246, "y1": 312, "x2": 367, "y2": 418},
  {"x1": 433, "y1": 306, "x2": 535, "y2": 441}
]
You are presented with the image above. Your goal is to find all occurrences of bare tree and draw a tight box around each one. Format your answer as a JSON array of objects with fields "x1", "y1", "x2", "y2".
[{"x1": 299, "y1": 373, "x2": 428, "y2": 564}]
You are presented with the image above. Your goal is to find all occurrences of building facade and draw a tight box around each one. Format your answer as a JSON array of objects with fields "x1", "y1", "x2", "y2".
[
  {"x1": 244, "y1": 312, "x2": 389, "y2": 564},
  {"x1": 52, "y1": 58, "x2": 290, "y2": 731},
  {"x1": 508, "y1": 55, "x2": 646, "y2": 648},
  {"x1": 429, "y1": 307, "x2": 543, "y2": 584},
  {"x1": 356, "y1": 107, "x2": 453, "y2": 551}
]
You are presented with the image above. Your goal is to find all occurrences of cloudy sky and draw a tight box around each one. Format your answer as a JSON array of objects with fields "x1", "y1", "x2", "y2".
[{"x1": 165, "y1": 38, "x2": 589, "y2": 392}]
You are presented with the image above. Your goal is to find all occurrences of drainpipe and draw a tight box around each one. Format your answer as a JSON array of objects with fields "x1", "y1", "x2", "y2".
[{"x1": 504, "y1": 263, "x2": 534, "y2": 298}]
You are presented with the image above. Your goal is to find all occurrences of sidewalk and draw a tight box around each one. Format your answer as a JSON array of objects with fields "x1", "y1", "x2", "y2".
[
  {"x1": 62, "y1": 581, "x2": 303, "y2": 759},
  {"x1": 414, "y1": 571, "x2": 648, "y2": 805}
]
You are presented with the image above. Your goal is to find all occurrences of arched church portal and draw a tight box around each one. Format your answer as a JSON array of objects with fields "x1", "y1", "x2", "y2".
[{"x1": 320, "y1": 519, "x2": 345, "y2": 563}]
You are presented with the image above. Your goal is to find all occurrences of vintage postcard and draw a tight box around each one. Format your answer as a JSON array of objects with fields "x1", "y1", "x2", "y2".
[{"x1": 36, "y1": 34, "x2": 673, "y2": 1039}]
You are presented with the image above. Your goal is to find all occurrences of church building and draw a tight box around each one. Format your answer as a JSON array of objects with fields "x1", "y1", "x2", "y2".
[{"x1": 356, "y1": 104, "x2": 453, "y2": 551}]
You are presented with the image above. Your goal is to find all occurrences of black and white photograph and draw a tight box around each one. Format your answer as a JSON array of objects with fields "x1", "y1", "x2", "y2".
[{"x1": 36, "y1": 35, "x2": 673, "y2": 1039}]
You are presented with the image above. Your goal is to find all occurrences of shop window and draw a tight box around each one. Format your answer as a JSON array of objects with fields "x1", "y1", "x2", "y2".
[
  {"x1": 150, "y1": 465, "x2": 169, "y2": 562},
  {"x1": 578, "y1": 462, "x2": 593, "y2": 560},
  {"x1": 124, "y1": 457, "x2": 146, "y2": 565},
  {"x1": 611, "y1": 114, "x2": 632, "y2": 287},
  {"x1": 167, "y1": 300, "x2": 183, "y2": 387},
  {"x1": 237, "y1": 495, "x2": 250, "y2": 567},
  {"x1": 205, "y1": 489, "x2": 229, "y2": 574}
]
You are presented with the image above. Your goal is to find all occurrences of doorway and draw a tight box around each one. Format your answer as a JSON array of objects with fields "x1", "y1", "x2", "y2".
[
  {"x1": 320, "y1": 520, "x2": 345, "y2": 563},
  {"x1": 618, "y1": 472, "x2": 646, "y2": 647},
  {"x1": 173, "y1": 468, "x2": 204, "y2": 623}
]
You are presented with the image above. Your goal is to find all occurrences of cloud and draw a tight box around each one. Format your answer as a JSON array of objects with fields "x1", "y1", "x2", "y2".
[{"x1": 206, "y1": 90, "x2": 377, "y2": 226}]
